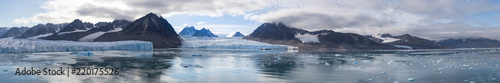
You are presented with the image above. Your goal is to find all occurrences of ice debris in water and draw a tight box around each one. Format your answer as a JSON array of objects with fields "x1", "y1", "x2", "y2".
[
  {"x1": 335, "y1": 54, "x2": 343, "y2": 57},
  {"x1": 325, "y1": 62, "x2": 330, "y2": 65},
  {"x1": 407, "y1": 78, "x2": 414, "y2": 81},
  {"x1": 70, "y1": 51, "x2": 94, "y2": 56},
  {"x1": 179, "y1": 63, "x2": 203, "y2": 68},
  {"x1": 44, "y1": 61, "x2": 55, "y2": 65},
  {"x1": 353, "y1": 62, "x2": 359, "y2": 64},
  {"x1": 381, "y1": 72, "x2": 387, "y2": 74},
  {"x1": 191, "y1": 55, "x2": 202, "y2": 56}
]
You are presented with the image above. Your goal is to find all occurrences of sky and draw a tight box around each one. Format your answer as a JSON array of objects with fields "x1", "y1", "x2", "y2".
[{"x1": 1, "y1": 0, "x2": 500, "y2": 40}]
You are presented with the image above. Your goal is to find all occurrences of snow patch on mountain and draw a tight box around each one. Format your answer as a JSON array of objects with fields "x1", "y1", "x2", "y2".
[
  {"x1": 295, "y1": 33, "x2": 320, "y2": 43},
  {"x1": 57, "y1": 29, "x2": 88, "y2": 35},
  {"x1": 373, "y1": 35, "x2": 400, "y2": 43},
  {"x1": 26, "y1": 34, "x2": 53, "y2": 40},
  {"x1": 79, "y1": 28, "x2": 123, "y2": 42}
]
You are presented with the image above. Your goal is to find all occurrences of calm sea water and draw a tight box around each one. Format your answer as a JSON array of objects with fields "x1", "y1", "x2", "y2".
[{"x1": 1, "y1": 48, "x2": 500, "y2": 83}]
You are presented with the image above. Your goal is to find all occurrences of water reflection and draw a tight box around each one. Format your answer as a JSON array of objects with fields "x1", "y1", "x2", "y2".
[{"x1": 0, "y1": 48, "x2": 499, "y2": 83}]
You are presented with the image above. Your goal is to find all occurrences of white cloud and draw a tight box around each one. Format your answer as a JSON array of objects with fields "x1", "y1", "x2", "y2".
[
  {"x1": 196, "y1": 22, "x2": 206, "y2": 25},
  {"x1": 13, "y1": 18, "x2": 30, "y2": 25}
]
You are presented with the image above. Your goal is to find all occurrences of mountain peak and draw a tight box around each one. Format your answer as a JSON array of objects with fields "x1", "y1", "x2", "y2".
[
  {"x1": 380, "y1": 33, "x2": 392, "y2": 37},
  {"x1": 142, "y1": 12, "x2": 160, "y2": 19}
]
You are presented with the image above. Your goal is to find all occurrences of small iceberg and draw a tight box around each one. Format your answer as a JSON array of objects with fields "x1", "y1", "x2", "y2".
[
  {"x1": 407, "y1": 78, "x2": 414, "y2": 81},
  {"x1": 70, "y1": 51, "x2": 94, "y2": 56},
  {"x1": 179, "y1": 63, "x2": 203, "y2": 68},
  {"x1": 191, "y1": 55, "x2": 202, "y2": 56}
]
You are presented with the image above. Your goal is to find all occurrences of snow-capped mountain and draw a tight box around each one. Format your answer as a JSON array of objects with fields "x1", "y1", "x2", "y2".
[
  {"x1": 179, "y1": 26, "x2": 197, "y2": 36},
  {"x1": 1, "y1": 27, "x2": 29, "y2": 38},
  {"x1": 191, "y1": 28, "x2": 217, "y2": 37},
  {"x1": 16, "y1": 23, "x2": 67, "y2": 39},
  {"x1": 94, "y1": 13, "x2": 182, "y2": 48},
  {"x1": 368, "y1": 33, "x2": 450, "y2": 49},
  {"x1": 245, "y1": 23, "x2": 398, "y2": 50},
  {"x1": 227, "y1": 31, "x2": 245, "y2": 37},
  {"x1": 436, "y1": 38, "x2": 500, "y2": 48}
]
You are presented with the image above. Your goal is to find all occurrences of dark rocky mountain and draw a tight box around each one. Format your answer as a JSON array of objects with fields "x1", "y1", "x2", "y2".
[
  {"x1": 178, "y1": 26, "x2": 197, "y2": 36},
  {"x1": 244, "y1": 23, "x2": 398, "y2": 50},
  {"x1": 94, "y1": 13, "x2": 182, "y2": 48},
  {"x1": 191, "y1": 28, "x2": 217, "y2": 37},
  {"x1": 1, "y1": 27, "x2": 29, "y2": 38},
  {"x1": 0, "y1": 27, "x2": 10, "y2": 37},
  {"x1": 57, "y1": 19, "x2": 94, "y2": 33},
  {"x1": 388, "y1": 34, "x2": 450, "y2": 49},
  {"x1": 42, "y1": 20, "x2": 129, "y2": 41},
  {"x1": 16, "y1": 23, "x2": 67, "y2": 39},
  {"x1": 436, "y1": 38, "x2": 500, "y2": 48},
  {"x1": 230, "y1": 31, "x2": 245, "y2": 37}
]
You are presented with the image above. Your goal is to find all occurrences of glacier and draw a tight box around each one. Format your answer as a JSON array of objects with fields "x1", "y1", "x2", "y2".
[
  {"x1": 0, "y1": 38, "x2": 152, "y2": 53},
  {"x1": 181, "y1": 37, "x2": 297, "y2": 50}
]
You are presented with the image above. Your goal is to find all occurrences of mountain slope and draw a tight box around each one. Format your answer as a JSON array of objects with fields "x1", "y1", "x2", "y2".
[
  {"x1": 0, "y1": 27, "x2": 10, "y2": 36},
  {"x1": 244, "y1": 23, "x2": 398, "y2": 50},
  {"x1": 94, "y1": 13, "x2": 182, "y2": 48},
  {"x1": 437, "y1": 38, "x2": 500, "y2": 48}
]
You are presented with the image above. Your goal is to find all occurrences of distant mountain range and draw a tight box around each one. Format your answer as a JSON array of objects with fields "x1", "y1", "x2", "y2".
[
  {"x1": 178, "y1": 26, "x2": 218, "y2": 37},
  {"x1": 436, "y1": 38, "x2": 500, "y2": 48},
  {"x1": 367, "y1": 33, "x2": 450, "y2": 49},
  {"x1": 227, "y1": 31, "x2": 245, "y2": 37},
  {"x1": 244, "y1": 23, "x2": 399, "y2": 50}
]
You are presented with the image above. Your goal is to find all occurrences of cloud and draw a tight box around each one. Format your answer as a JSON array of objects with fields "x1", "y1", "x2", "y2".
[
  {"x1": 196, "y1": 22, "x2": 206, "y2": 25},
  {"x1": 13, "y1": 18, "x2": 30, "y2": 25}
]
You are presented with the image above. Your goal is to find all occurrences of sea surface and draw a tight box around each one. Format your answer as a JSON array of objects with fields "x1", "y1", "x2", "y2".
[{"x1": 1, "y1": 48, "x2": 500, "y2": 83}]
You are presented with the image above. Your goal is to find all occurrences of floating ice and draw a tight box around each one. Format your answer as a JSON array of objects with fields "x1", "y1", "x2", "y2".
[
  {"x1": 407, "y1": 78, "x2": 414, "y2": 81},
  {"x1": 179, "y1": 63, "x2": 203, "y2": 68},
  {"x1": 353, "y1": 62, "x2": 359, "y2": 64},
  {"x1": 191, "y1": 55, "x2": 202, "y2": 56},
  {"x1": 381, "y1": 72, "x2": 387, "y2": 74},
  {"x1": 0, "y1": 38, "x2": 152, "y2": 53},
  {"x1": 335, "y1": 54, "x2": 343, "y2": 57},
  {"x1": 394, "y1": 45, "x2": 413, "y2": 49},
  {"x1": 70, "y1": 51, "x2": 94, "y2": 56}
]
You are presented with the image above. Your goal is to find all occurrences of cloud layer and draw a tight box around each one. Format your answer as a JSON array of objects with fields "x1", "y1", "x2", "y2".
[{"x1": 14, "y1": 0, "x2": 500, "y2": 40}]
